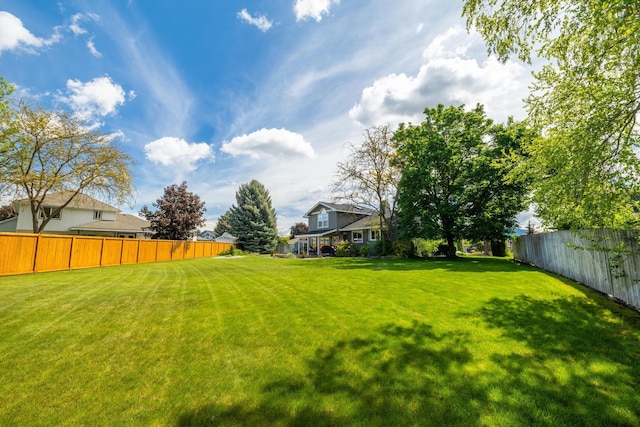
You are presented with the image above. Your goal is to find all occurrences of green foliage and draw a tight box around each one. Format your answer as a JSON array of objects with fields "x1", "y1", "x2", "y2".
[
  {"x1": 218, "y1": 246, "x2": 245, "y2": 256},
  {"x1": 229, "y1": 180, "x2": 278, "y2": 253},
  {"x1": 359, "y1": 245, "x2": 371, "y2": 257},
  {"x1": 214, "y1": 210, "x2": 232, "y2": 237},
  {"x1": 335, "y1": 240, "x2": 358, "y2": 257},
  {"x1": 140, "y1": 181, "x2": 206, "y2": 240},
  {"x1": 391, "y1": 240, "x2": 415, "y2": 259},
  {"x1": 2, "y1": 100, "x2": 135, "y2": 232},
  {"x1": 463, "y1": 0, "x2": 640, "y2": 230},
  {"x1": 394, "y1": 104, "x2": 530, "y2": 258},
  {"x1": 412, "y1": 238, "x2": 443, "y2": 258}
]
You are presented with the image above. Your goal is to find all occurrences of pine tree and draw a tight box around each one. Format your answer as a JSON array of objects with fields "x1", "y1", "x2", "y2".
[{"x1": 229, "y1": 180, "x2": 278, "y2": 253}]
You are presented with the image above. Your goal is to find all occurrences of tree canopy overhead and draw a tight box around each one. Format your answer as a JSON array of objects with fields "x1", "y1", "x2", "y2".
[
  {"x1": 229, "y1": 180, "x2": 278, "y2": 253},
  {"x1": 462, "y1": 0, "x2": 640, "y2": 229},
  {"x1": 1, "y1": 98, "x2": 135, "y2": 233},
  {"x1": 140, "y1": 181, "x2": 206, "y2": 240}
]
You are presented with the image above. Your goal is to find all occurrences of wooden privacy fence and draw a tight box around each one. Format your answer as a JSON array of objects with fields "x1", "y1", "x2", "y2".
[
  {"x1": 512, "y1": 229, "x2": 640, "y2": 310},
  {"x1": 0, "y1": 232, "x2": 234, "y2": 276}
]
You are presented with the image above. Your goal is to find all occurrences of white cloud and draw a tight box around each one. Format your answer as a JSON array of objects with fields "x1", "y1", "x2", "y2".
[
  {"x1": 349, "y1": 26, "x2": 532, "y2": 127},
  {"x1": 221, "y1": 128, "x2": 316, "y2": 159},
  {"x1": 294, "y1": 0, "x2": 340, "y2": 22},
  {"x1": 0, "y1": 11, "x2": 60, "y2": 54},
  {"x1": 237, "y1": 9, "x2": 273, "y2": 32},
  {"x1": 60, "y1": 76, "x2": 126, "y2": 119},
  {"x1": 69, "y1": 12, "x2": 100, "y2": 36},
  {"x1": 87, "y1": 37, "x2": 101, "y2": 57},
  {"x1": 144, "y1": 137, "x2": 214, "y2": 173}
]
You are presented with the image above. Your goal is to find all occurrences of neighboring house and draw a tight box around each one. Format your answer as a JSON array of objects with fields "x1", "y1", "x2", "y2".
[
  {"x1": 294, "y1": 202, "x2": 383, "y2": 255},
  {"x1": 0, "y1": 191, "x2": 149, "y2": 238},
  {"x1": 214, "y1": 232, "x2": 237, "y2": 244},
  {"x1": 198, "y1": 230, "x2": 215, "y2": 241}
]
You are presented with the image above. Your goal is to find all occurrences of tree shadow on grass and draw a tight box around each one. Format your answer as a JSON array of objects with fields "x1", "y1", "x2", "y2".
[
  {"x1": 176, "y1": 297, "x2": 640, "y2": 426},
  {"x1": 175, "y1": 321, "x2": 483, "y2": 426},
  {"x1": 329, "y1": 256, "x2": 532, "y2": 274},
  {"x1": 476, "y1": 295, "x2": 640, "y2": 426}
]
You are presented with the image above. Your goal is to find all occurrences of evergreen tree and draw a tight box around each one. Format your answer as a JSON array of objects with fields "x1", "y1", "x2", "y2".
[
  {"x1": 214, "y1": 210, "x2": 231, "y2": 237},
  {"x1": 229, "y1": 180, "x2": 278, "y2": 253}
]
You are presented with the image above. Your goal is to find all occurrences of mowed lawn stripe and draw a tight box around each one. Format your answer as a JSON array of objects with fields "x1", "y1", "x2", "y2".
[{"x1": 0, "y1": 256, "x2": 639, "y2": 426}]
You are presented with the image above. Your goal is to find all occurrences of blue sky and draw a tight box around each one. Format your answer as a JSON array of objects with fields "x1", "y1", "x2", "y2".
[{"x1": 0, "y1": 0, "x2": 537, "y2": 233}]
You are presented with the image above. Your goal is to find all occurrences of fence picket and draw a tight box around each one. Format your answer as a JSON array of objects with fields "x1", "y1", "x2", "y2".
[{"x1": 0, "y1": 232, "x2": 233, "y2": 276}]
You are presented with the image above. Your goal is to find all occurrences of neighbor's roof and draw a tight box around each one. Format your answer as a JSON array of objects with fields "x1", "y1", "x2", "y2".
[
  {"x1": 303, "y1": 201, "x2": 373, "y2": 218},
  {"x1": 340, "y1": 213, "x2": 381, "y2": 231},
  {"x1": 70, "y1": 213, "x2": 149, "y2": 232},
  {"x1": 14, "y1": 191, "x2": 119, "y2": 212}
]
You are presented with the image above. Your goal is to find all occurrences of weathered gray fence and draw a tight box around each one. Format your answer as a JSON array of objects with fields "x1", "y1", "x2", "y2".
[{"x1": 512, "y1": 230, "x2": 640, "y2": 310}]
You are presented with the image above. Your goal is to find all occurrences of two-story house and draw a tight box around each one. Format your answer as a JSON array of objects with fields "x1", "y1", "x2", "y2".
[
  {"x1": 0, "y1": 191, "x2": 149, "y2": 238},
  {"x1": 295, "y1": 202, "x2": 382, "y2": 255}
]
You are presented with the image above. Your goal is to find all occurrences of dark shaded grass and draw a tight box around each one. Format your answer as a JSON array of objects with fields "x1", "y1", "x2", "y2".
[{"x1": 0, "y1": 256, "x2": 638, "y2": 426}]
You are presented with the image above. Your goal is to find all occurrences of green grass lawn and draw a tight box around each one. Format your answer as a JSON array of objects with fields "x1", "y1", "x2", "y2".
[{"x1": 1, "y1": 256, "x2": 639, "y2": 426}]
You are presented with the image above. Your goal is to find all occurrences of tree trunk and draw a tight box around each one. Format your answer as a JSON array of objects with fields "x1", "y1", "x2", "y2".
[{"x1": 446, "y1": 233, "x2": 457, "y2": 259}]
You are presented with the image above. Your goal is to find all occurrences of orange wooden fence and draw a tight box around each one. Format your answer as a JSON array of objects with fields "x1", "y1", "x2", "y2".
[{"x1": 0, "y1": 232, "x2": 234, "y2": 276}]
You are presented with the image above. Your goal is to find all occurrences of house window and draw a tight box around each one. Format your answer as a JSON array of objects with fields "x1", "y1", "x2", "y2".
[
  {"x1": 352, "y1": 231, "x2": 363, "y2": 243},
  {"x1": 93, "y1": 210, "x2": 103, "y2": 220},
  {"x1": 319, "y1": 237, "x2": 330, "y2": 246},
  {"x1": 317, "y1": 208, "x2": 329, "y2": 228},
  {"x1": 370, "y1": 230, "x2": 380, "y2": 241},
  {"x1": 39, "y1": 207, "x2": 61, "y2": 220}
]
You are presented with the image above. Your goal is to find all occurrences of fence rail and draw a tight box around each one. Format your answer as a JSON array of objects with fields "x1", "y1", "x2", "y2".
[
  {"x1": 512, "y1": 229, "x2": 640, "y2": 310},
  {"x1": 0, "y1": 232, "x2": 233, "y2": 276}
]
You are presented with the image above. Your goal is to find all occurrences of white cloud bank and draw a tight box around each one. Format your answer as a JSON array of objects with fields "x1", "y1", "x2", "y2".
[
  {"x1": 237, "y1": 9, "x2": 273, "y2": 32},
  {"x1": 0, "y1": 11, "x2": 60, "y2": 54},
  {"x1": 294, "y1": 0, "x2": 340, "y2": 22},
  {"x1": 59, "y1": 76, "x2": 129, "y2": 120},
  {"x1": 349, "y1": 26, "x2": 532, "y2": 127},
  {"x1": 144, "y1": 137, "x2": 214, "y2": 173},
  {"x1": 221, "y1": 128, "x2": 316, "y2": 159}
]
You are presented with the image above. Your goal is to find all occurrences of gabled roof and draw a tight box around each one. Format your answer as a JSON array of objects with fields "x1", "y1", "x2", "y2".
[
  {"x1": 303, "y1": 201, "x2": 373, "y2": 218},
  {"x1": 340, "y1": 213, "x2": 382, "y2": 231},
  {"x1": 70, "y1": 213, "x2": 149, "y2": 233},
  {"x1": 13, "y1": 191, "x2": 119, "y2": 212}
]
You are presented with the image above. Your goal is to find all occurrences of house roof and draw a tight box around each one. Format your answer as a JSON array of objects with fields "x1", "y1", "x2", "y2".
[
  {"x1": 295, "y1": 228, "x2": 339, "y2": 238},
  {"x1": 340, "y1": 213, "x2": 382, "y2": 231},
  {"x1": 303, "y1": 201, "x2": 373, "y2": 218},
  {"x1": 13, "y1": 191, "x2": 119, "y2": 212},
  {"x1": 70, "y1": 213, "x2": 149, "y2": 233},
  {"x1": 214, "y1": 232, "x2": 237, "y2": 243}
]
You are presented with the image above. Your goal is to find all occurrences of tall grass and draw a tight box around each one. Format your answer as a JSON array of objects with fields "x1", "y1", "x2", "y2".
[{"x1": 0, "y1": 256, "x2": 638, "y2": 426}]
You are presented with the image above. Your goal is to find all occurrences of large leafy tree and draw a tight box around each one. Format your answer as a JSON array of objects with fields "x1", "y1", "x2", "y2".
[
  {"x1": 289, "y1": 222, "x2": 308, "y2": 239},
  {"x1": 140, "y1": 181, "x2": 206, "y2": 240},
  {"x1": 1, "y1": 100, "x2": 135, "y2": 233},
  {"x1": 214, "y1": 210, "x2": 232, "y2": 237},
  {"x1": 331, "y1": 125, "x2": 400, "y2": 251},
  {"x1": 229, "y1": 180, "x2": 278, "y2": 253},
  {"x1": 394, "y1": 104, "x2": 530, "y2": 258},
  {"x1": 462, "y1": 0, "x2": 640, "y2": 229}
]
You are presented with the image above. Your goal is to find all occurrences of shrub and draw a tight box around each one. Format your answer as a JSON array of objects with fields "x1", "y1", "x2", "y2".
[
  {"x1": 412, "y1": 238, "x2": 443, "y2": 257},
  {"x1": 359, "y1": 245, "x2": 371, "y2": 257},
  {"x1": 373, "y1": 239, "x2": 392, "y2": 256},
  {"x1": 218, "y1": 246, "x2": 245, "y2": 256},
  {"x1": 335, "y1": 240, "x2": 359, "y2": 257},
  {"x1": 391, "y1": 240, "x2": 415, "y2": 259}
]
